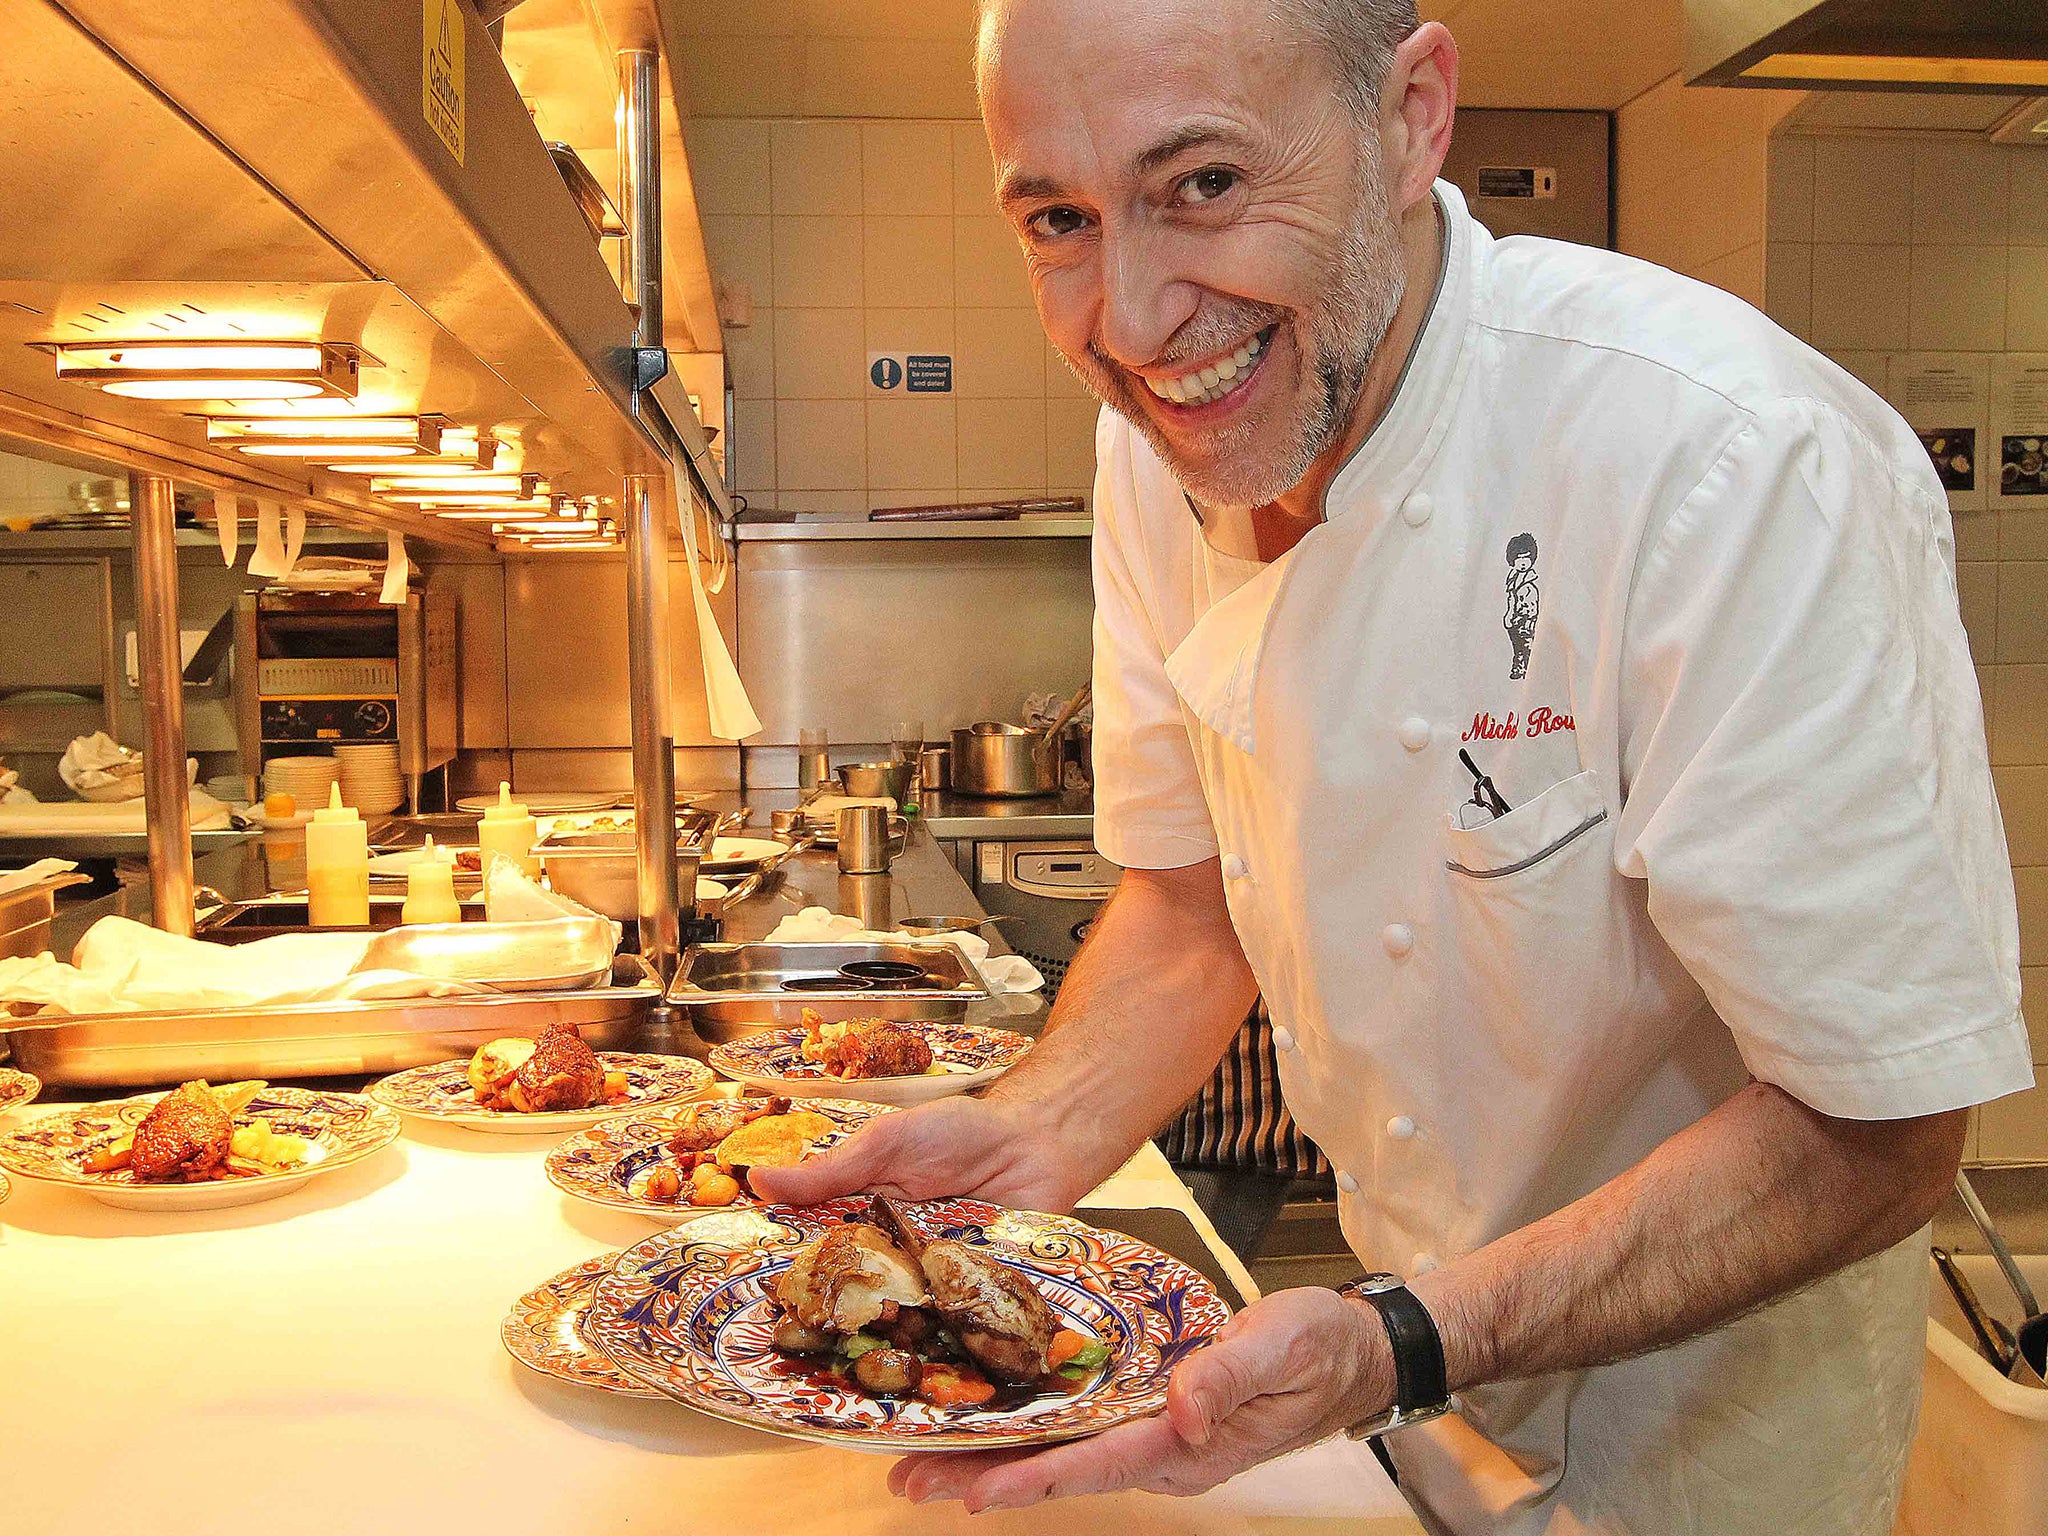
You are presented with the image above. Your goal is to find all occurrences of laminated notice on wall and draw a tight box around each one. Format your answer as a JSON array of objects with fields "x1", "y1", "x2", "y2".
[
  {"x1": 381, "y1": 532, "x2": 409, "y2": 606},
  {"x1": 214, "y1": 492, "x2": 239, "y2": 568},
  {"x1": 1992, "y1": 355, "x2": 2048, "y2": 505},
  {"x1": 248, "y1": 499, "x2": 286, "y2": 578},
  {"x1": 1893, "y1": 353, "x2": 1991, "y2": 512},
  {"x1": 281, "y1": 507, "x2": 306, "y2": 579}
]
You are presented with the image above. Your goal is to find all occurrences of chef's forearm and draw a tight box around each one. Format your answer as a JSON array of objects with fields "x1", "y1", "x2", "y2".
[
  {"x1": 1405, "y1": 1082, "x2": 1963, "y2": 1394},
  {"x1": 987, "y1": 859, "x2": 1258, "y2": 1180}
]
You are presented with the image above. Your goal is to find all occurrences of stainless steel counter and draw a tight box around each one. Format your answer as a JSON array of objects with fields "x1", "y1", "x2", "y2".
[{"x1": 919, "y1": 785, "x2": 1094, "y2": 841}]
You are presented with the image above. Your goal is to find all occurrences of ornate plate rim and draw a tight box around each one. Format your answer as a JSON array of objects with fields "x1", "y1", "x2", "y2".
[
  {"x1": 0, "y1": 1067, "x2": 41, "y2": 1116},
  {"x1": 369, "y1": 1051, "x2": 713, "y2": 1127},
  {"x1": 500, "y1": 1252, "x2": 662, "y2": 1398},
  {"x1": 583, "y1": 1196, "x2": 1233, "y2": 1451},
  {"x1": 705, "y1": 1022, "x2": 1031, "y2": 1089},
  {"x1": 0, "y1": 1085, "x2": 401, "y2": 1193},
  {"x1": 542, "y1": 1097, "x2": 891, "y2": 1220}
]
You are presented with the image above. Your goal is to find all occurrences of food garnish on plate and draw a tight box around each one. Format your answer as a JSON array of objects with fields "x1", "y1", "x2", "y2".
[
  {"x1": 467, "y1": 1022, "x2": 629, "y2": 1113},
  {"x1": 78, "y1": 1079, "x2": 315, "y2": 1183},
  {"x1": 636, "y1": 1096, "x2": 838, "y2": 1208},
  {"x1": 765, "y1": 1196, "x2": 1111, "y2": 1408},
  {"x1": 798, "y1": 1009, "x2": 937, "y2": 1079}
]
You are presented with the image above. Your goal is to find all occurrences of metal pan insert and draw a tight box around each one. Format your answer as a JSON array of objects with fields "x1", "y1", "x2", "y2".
[
  {"x1": 837, "y1": 960, "x2": 930, "y2": 985},
  {"x1": 783, "y1": 975, "x2": 872, "y2": 992}
]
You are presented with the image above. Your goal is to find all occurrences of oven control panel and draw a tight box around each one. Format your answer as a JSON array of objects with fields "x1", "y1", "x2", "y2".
[{"x1": 260, "y1": 697, "x2": 398, "y2": 742}]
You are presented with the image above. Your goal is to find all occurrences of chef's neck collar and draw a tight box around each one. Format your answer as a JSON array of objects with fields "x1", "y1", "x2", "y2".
[{"x1": 1185, "y1": 181, "x2": 1467, "y2": 553}]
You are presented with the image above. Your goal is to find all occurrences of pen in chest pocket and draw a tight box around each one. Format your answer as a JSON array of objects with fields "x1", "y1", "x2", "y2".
[{"x1": 1458, "y1": 748, "x2": 1513, "y2": 820}]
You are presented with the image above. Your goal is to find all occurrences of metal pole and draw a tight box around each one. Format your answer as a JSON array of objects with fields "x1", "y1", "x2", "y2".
[
  {"x1": 129, "y1": 471, "x2": 194, "y2": 936},
  {"x1": 619, "y1": 48, "x2": 661, "y2": 351},
  {"x1": 623, "y1": 473, "x2": 679, "y2": 975},
  {"x1": 619, "y1": 49, "x2": 679, "y2": 978}
]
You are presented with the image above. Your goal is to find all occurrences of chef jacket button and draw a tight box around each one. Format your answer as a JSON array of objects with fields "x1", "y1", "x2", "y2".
[
  {"x1": 1336, "y1": 1170, "x2": 1360, "y2": 1194},
  {"x1": 1221, "y1": 853, "x2": 1249, "y2": 881},
  {"x1": 1382, "y1": 922, "x2": 1415, "y2": 958},
  {"x1": 1386, "y1": 1115, "x2": 1416, "y2": 1140},
  {"x1": 1272, "y1": 1025, "x2": 1297, "y2": 1052},
  {"x1": 1400, "y1": 492, "x2": 1433, "y2": 528},
  {"x1": 1397, "y1": 716, "x2": 1431, "y2": 752},
  {"x1": 1412, "y1": 1253, "x2": 1439, "y2": 1276}
]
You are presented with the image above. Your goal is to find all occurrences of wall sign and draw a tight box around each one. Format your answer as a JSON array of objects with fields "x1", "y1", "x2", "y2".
[
  {"x1": 422, "y1": 0, "x2": 465, "y2": 166},
  {"x1": 868, "y1": 352, "x2": 953, "y2": 393},
  {"x1": 1476, "y1": 166, "x2": 1556, "y2": 199},
  {"x1": 1894, "y1": 354, "x2": 1990, "y2": 512}
]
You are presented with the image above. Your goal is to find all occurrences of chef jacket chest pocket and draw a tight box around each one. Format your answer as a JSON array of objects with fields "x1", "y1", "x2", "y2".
[{"x1": 1434, "y1": 769, "x2": 1636, "y2": 1115}]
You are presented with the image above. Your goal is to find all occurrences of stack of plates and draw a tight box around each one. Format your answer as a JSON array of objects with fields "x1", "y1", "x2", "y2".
[
  {"x1": 263, "y1": 755, "x2": 339, "y2": 811},
  {"x1": 334, "y1": 743, "x2": 404, "y2": 814}
]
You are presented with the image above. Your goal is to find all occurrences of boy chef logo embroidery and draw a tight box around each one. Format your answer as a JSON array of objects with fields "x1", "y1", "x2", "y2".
[{"x1": 1503, "y1": 532, "x2": 1539, "y2": 679}]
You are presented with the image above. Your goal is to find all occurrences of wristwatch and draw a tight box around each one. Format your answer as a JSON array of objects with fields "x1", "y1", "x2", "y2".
[{"x1": 1336, "y1": 1273, "x2": 1453, "y2": 1439}]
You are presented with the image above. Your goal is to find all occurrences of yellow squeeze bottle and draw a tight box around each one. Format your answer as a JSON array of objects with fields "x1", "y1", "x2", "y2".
[
  {"x1": 477, "y1": 780, "x2": 540, "y2": 879},
  {"x1": 305, "y1": 783, "x2": 370, "y2": 927},
  {"x1": 401, "y1": 836, "x2": 463, "y2": 926}
]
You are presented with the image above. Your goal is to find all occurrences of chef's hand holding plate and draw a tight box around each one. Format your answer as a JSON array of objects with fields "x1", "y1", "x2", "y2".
[
  {"x1": 747, "y1": 1092, "x2": 1093, "y2": 1214},
  {"x1": 889, "y1": 1285, "x2": 1396, "y2": 1510}
]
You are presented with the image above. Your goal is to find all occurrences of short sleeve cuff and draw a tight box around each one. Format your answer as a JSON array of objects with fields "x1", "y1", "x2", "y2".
[
  {"x1": 1737, "y1": 1011, "x2": 2035, "y2": 1120},
  {"x1": 1095, "y1": 817, "x2": 1220, "y2": 872}
]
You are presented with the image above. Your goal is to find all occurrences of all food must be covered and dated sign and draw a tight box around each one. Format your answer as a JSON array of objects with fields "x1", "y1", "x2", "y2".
[{"x1": 422, "y1": 0, "x2": 465, "y2": 166}]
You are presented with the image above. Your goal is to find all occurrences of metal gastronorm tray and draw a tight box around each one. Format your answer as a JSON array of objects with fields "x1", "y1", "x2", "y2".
[
  {"x1": 3, "y1": 982, "x2": 657, "y2": 1089},
  {"x1": 668, "y1": 940, "x2": 990, "y2": 1038}
]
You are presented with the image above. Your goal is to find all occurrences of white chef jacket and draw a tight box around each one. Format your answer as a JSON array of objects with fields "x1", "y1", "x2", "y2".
[{"x1": 1089, "y1": 181, "x2": 2033, "y2": 1536}]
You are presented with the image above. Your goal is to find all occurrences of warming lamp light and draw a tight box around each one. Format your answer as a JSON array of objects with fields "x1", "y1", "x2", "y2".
[{"x1": 52, "y1": 340, "x2": 361, "y2": 400}]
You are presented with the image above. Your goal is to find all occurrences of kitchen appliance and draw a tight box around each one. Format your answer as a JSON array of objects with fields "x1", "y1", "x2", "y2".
[
  {"x1": 965, "y1": 839, "x2": 1120, "y2": 996},
  {"x1": 234, "y1": 587, "x2": 458, "y2": 813}
]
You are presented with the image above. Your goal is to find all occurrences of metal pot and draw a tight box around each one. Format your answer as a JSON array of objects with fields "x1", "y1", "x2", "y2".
[
  {"x1": 950, "y1": 722, "x2": 1061, "y2": 798},
  {"x1": 836, "y1": 760, "x2": 915, "y2": 802}
]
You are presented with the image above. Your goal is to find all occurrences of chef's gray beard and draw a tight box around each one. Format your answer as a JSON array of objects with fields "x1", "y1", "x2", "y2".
[{"x1": 1071, "y1": 157, "x2": 1408, "y2": 514}]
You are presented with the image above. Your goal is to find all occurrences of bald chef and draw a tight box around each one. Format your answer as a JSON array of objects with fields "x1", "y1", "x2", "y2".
[{"x1": 755, "y1": 0, "x2": 2034, "y2": 1530}]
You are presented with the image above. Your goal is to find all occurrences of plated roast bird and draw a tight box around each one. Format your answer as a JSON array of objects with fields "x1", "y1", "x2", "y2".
[
  {"x1": 128, "y1": 1080, "x2": 233, "y2": 1182},
  {"x1": 773, "y1": 1221, "x2": 929, "y2": 1334},
  {"x1": 508, "y1": 1021, "x2": 606, "y2": 1112},
  {"x1": 874, "y1": 1196, "x2": 1058, "y2": 1383}
]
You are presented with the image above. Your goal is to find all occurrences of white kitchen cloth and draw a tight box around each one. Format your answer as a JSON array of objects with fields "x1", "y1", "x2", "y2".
[
  {"x1": 762, "y1": 906, "x2": 1044, "y2": 994},
  {"x1": 57, "y1": 731, "x2": 145, "y2": 799},
  {"x1": 0, "y1": 859, "x2": 75, "y2": 899},
  {"x1": 0, "y1": 790, "x2": 235, "y2": 836},
  {"x1": 248, "y1": 499, "x2": 286, "y2": 578},
  {"x1": 482, "y1": 857, "x2": 621, "y2": 951},
  {"x1": 0, "y1": 916, "x2": 489, "y2": 1016},
  {"x1": 670, "y1": 463, "x2": 760, "y2": 740}
]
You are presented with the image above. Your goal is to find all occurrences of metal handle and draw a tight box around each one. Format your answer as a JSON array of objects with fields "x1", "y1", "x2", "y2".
[
  {"x1": 1934, "y1": 1243, "x2": 2018, "y2": 1373},
  {"x1": 1956, "y1": 1170, "x2": 2041, "y2": 1317}
]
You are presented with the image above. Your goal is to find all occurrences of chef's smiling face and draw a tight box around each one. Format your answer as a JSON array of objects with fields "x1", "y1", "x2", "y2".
[{"x1": 978, "y1": 0, "x2": 1415, "y2": 511}]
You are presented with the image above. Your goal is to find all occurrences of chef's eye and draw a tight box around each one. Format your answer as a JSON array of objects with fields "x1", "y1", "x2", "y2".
[
  {"x1": 1026, "y1": 205, "x2": 1089, "y2": 240},
  {"x1": 1174, "y1": 166, "x2": 1238, "y2": 205}
]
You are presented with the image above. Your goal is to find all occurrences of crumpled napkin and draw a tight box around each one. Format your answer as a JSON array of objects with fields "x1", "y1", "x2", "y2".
[
  {"x1": 57, "y1": 732, "x2": 196, "y2": 802},
  {"x1": 0, "y1": 916, "x2": 481, "y2": 1017},
  {"x1": 483, "y1": 856, "x2": 621, "y2": 953},
  {"x1": 762, "y1": 906, "x2": 1044, "y2": 994},
  {"x1": 0, "y1": 759, "x2": 34, "y2": 805}
]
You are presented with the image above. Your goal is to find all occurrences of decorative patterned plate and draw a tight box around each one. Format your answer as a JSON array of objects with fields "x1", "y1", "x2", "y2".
[
  {"x1": 583, "y1": 1196, "x2": 1234, "y2": 1451},
  {"x1": 544, "y1": 1097, "x2": 891, "y2": 1223},
  {"x1": 707, "y1": 1023, "x2": 1031, "y2": 1107},
  {"x1": 0, "y1": 1086, "x2": 401, "y2": 1211},
  {"x1": 502, "y1": 1252, "x2": 663, "y2": 1397},
  {"x1": 370, "y1": 1052, "x2": 713, "y2": 1135},
  {"x1": 0, "y1": 1168, "x2": 9, "y2": 1206},
  {"x1": 0, "y1": 1067, "x2": 41, "y2": 1116}
]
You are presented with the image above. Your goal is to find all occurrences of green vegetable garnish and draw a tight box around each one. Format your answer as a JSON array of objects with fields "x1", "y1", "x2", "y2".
[{"x1": 841, "y1": 1331, "x2": 887, "y2": 1360}]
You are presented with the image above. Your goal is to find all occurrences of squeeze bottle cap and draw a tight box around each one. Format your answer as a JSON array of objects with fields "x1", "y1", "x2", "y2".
[
  {"x1": 482, "y1": 781, "x2": 528, "y2": 822},
  {"x1": 312, "y1": 783, "x2": 359, "y2": 823}
]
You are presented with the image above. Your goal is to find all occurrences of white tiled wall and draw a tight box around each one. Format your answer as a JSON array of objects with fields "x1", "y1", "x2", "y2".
[
  {"x1": 1766, "y1": 131, "x2": 2048, "y2": 1159},
  {"x1": 689, "y1": 117, "x2": 1097, "y2": 516}
]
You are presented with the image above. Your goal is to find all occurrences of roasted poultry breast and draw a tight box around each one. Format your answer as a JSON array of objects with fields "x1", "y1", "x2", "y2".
[
  {"x1": 128, "y1": 1080, "x2": 233, "y2": 1182},
  {"x1": 510, "y1": 1021, "x2": 606, "y2": 1113}
]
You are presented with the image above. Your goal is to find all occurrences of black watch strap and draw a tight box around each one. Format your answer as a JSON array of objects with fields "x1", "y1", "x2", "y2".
[{"x1": 1338, "y1": 1273, "x2": 1451, "y2": 1439}]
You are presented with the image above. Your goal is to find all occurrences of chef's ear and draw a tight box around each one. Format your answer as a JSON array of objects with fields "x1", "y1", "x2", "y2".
[{"x1": 1376, "y1": 21, "x2": 1458, "y2": 216}]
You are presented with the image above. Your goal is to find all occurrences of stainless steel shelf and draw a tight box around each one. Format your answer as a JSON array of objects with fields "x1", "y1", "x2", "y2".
[{"x1": 734, "y1": 518, "x2": 1094, "y2": 543}]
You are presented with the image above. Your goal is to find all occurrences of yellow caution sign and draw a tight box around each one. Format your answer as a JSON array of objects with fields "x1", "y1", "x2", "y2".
[{"x1": 422, "y1": 0, "x2": 465, "y2": 165}]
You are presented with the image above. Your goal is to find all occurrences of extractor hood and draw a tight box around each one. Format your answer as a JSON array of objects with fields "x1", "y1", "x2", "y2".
[{"x1": 1687, "y1": 0, "x2": 2048, "y2": 92}]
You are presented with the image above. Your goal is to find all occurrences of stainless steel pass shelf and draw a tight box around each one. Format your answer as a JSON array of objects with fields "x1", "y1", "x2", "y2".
[{"x1": 733, "y1": 518, "x2": 1094, "y2": 542}]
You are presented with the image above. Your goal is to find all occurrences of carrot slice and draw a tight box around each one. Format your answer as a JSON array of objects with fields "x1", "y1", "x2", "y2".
[
  {"x1": 916, "y1": 1364, "x2": 996, "y2": 1407},
  {"x1": 1047, "y1": 1329, "x2": 1090, "y2": 1370}
]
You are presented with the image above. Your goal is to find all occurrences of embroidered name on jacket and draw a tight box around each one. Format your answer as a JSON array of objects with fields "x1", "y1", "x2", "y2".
[{"x1": 1463, "y1": 707, "x2": 1575, "y2": 742}]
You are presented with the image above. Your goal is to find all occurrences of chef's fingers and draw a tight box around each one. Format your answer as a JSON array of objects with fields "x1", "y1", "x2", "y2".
[
  {"x1": 747, "y1": 1116, "x2": 899, "y2": 1204},
  {"x1": 1164, "y1": 1301, "x2": 1293, "y2": 1446},
  {"x1": 894, "y1": 1414, "x2": 1189, "y2": 1509}
]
